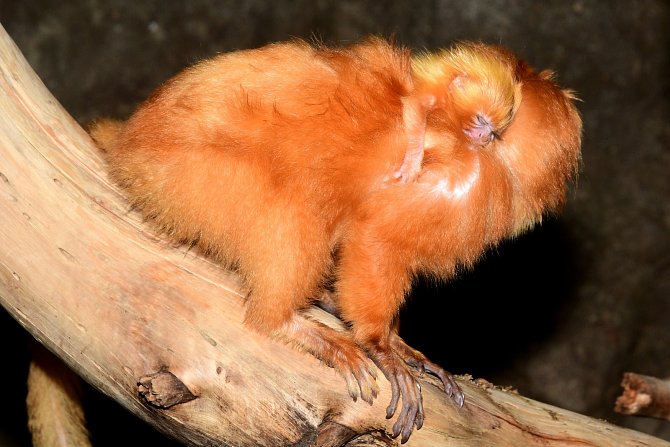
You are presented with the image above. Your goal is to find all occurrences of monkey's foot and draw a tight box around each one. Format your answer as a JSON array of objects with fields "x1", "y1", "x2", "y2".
[
  {"x1": 279, "y1": 315, "x2": 379, "y2": 404},
  {"x1": 335, "y1": 345, "x2": 380, "y2": 405},
  {"x1": 368, "y1": 344, "x2": 425, "y2": 443},
  {"x1": 367, "y1": 336, "x2": 464, "y2": 443},
  {"x1": 389, "y1": 148, "x2": 423, "y2": 184},
  {"x1": 390, "y1": 333, "x2": 464, "y2": 408}
]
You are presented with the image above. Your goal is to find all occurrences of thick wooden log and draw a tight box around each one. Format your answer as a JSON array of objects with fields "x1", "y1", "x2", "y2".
[{"x1": 0, "y1": 22, "x2": 667, "y2": 446}]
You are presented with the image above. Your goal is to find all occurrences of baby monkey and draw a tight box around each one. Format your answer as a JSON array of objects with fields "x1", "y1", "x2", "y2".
[
  {"x1": 394, "y1": 42, "x2": 521, "y2": 183},
  {"x1": 91, "y1": 38, "x2": 581, "y2": 443}
]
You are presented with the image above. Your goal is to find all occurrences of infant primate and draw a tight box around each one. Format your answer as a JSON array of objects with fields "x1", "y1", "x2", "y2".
[{"x1": 91, "y1": 38, "x2": 581, "y2": 443}]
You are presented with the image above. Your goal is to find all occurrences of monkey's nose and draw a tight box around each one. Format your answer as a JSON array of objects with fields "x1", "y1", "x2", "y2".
[{"x1": 464, "y1": 114, "x2": 496, "y2": 146}]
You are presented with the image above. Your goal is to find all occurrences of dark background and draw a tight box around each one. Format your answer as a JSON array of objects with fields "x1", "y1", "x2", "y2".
[{"x1": 1, "y1": 1, "x2": 669, "y2": 445}]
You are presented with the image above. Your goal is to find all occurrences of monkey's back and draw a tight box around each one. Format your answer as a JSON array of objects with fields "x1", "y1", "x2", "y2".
[{"x1": 92, "y1": 38, "x2": 413, "y2": 267}]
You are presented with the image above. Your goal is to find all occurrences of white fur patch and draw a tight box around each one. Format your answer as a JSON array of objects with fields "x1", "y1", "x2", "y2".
[{"x1": 430, "y1": 159, "x2": 480, "y2": 199}]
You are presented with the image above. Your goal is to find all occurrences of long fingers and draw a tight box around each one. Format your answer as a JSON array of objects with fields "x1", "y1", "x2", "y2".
[
  {"x1": 390, "y1": 333, "x2": 465, "y2": 407},
  {"x1": 371, "y1": 348, "x2": 425, "y2": 444},
  {"x1": 385, "y1": 371, "x2": 401, "y2": 419},
  {"x1": 354, "y1": 361, "x2": 379, "y2": 404},
  {"x1": 424, "y1": 359, "x2": 464, "y2": 407},
  {"x1": 341, "y1": 354, "x2": 379, "y2": 404},
  {"x1": 392, "y1": 375, "x2": 424, "y2": 444}
]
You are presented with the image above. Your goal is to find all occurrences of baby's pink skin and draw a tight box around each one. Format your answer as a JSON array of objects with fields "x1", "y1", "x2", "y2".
[{"x1": 464, "y1": 113, "x2": 497, "y2": 146}]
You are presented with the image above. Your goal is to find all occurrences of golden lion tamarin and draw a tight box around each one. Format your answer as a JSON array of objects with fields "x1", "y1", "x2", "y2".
[{"x1": 91, "y1": 37, "x2": 581, "y2": 442}]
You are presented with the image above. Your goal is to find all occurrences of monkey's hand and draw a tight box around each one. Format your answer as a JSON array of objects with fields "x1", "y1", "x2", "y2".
[
  {"x1": 390, "y1": 143, "x2": 424, "y2": 184},
  {"x1": 280, "y1": 315, "x2": 379, "y2": 404},
  {"x1": 387, "y1": 95, "x2": 436, "y2": 184},
  {"x1": 368, "y1": 335, "x2": 464, "y2": 443},
  {"x1": 390, "y1": 333, "x2": 464, "y2": 407},
  {"x1": 369, "y1": 344, "x2": 425, "y2": 443}
]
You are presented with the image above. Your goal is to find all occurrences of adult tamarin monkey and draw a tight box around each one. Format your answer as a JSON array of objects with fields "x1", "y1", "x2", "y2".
[{"x1": 89, "y1": 37, "x2": 581, "y2": 443}]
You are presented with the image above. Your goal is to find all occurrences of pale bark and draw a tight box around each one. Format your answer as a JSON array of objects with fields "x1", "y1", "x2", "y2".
[
  {"x1": 0, "y1": 22, "x2": 667, "y2": 446},
  {"x1": 27, "y1": 344, "x2": 92, "y2": 447},
  {"x1": 616, "y1": 372, "x2": 670, "y2": 422}
]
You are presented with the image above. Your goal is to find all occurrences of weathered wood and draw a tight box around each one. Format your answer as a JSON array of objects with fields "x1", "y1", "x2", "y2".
[
  {"x1": 0, "y1": 22, "x2": 668, "y2": 446},
  {"x1": 616, "y1": 372, "x2": 670, "y2": 422},
  {"x1": 27, "y1": 344, "x2": 92, "y2": 447}
]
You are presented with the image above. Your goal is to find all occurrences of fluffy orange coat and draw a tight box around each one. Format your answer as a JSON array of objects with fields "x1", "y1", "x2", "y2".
[{"x1": 91, "y1": 37, "x2": 581, "y2": 442}]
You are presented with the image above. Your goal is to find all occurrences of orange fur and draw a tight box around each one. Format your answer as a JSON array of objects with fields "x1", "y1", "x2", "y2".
[{"x1": 90, "y1": 37, "x2": 581, "y2": 442}]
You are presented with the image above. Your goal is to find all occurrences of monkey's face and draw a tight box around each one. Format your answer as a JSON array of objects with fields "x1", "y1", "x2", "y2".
[
  {"x1": 493, "y1": 71, "x2": 582, "y2": 231},
  {"x1": 421, "y1": 60, "x2": 581, "y2": 235}
]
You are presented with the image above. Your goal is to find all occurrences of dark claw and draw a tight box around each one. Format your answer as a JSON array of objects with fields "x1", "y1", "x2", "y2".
[
  {"x1": 424, "y1": 360, "x2": 464, "y2": 407},
  {"x1": 392, "y1": 415, "x2": 403, "y2": 439},
  {"x1": 370, "y1": 349, "x2": 423, "y2": 443},
  {"x1": 386, "y1": 373, "x2": 400, "y2": 419},
  {"x1": 390, "y1": 333, "x2": 466, "y2": 409},
  {"x1": 397, "y1": 371, "x2": 420, "y2": 443},
  {"x1": 401, "y1": 379, "x2": 422, "y2": 443},
  {"x1": 415, "y1": 407, "x2": 424, "y2": 430},
  {"x1": 453, "y1": 387, "x2": 465, "y2": 407},
  {"x1": 370, "y1": 337, "x2": 462, "y2": 443}
]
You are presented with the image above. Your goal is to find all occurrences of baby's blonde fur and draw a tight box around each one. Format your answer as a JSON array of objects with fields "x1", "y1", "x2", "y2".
[{"x1": 413, "y1": 43, "x2": 522, "y2": 134}]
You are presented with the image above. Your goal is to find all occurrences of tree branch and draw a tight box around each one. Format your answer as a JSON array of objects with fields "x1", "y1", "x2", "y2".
[
  {"x1": 0, "y1": 22, "x2": 667, "y2": 446},
  {"x1": 616, "y1": 372, "x2": 670, "y2": 422}
]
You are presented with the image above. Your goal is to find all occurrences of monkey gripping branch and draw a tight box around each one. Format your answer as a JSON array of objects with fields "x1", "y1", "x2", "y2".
[{"x1": 0, "y1": 23, "x2": 667, "y2": 447}]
